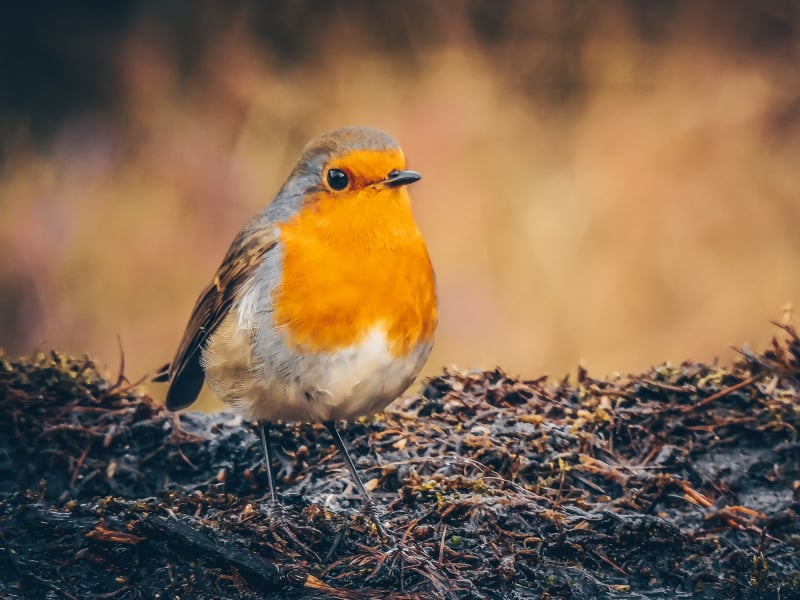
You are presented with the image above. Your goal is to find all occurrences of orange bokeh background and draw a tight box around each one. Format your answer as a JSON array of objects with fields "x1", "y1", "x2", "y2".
[{"x1": 2, "y1": 2, "x2": 799, "y2": 410}]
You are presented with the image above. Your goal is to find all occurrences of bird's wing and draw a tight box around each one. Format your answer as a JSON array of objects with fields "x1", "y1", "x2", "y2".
[{"x1": 163, "y1": 224, "x2": 279, "y2": 411}]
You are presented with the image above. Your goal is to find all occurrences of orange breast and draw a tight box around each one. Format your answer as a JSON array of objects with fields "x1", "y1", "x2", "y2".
[{"x1": 273, "y1": 185, "x2": 437, "y2": 357}]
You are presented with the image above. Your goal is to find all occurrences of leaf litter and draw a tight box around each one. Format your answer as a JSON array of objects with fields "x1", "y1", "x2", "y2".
[{"x1": 1, "y1": 325, "x2": 799, "y2": 598}]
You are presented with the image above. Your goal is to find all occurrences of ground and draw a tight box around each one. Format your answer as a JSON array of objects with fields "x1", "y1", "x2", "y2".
[{"x1": 1, "y1": 325, "x2": 799, "y2": 599}]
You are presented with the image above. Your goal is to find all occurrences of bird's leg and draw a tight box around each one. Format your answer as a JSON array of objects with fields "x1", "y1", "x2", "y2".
[
  {"x1": 258, "y1": 421, "x2": 320, "y2": 558},
  {"x1": 258, "y1": 420, "x2": 279, "y2": 506},
  {"x1": 323, "y1": 420, "x2": 389, "y2": 540}
]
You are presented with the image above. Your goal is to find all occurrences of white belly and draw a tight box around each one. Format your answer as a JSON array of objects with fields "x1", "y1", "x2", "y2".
[{"x1": 202, "y1": 312, "x2": 431, "y2": 422}]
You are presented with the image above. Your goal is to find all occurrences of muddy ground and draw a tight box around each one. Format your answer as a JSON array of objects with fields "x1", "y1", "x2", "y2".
[{"x1": 1, "y1": 326, "x2": 800, "y2": 599}]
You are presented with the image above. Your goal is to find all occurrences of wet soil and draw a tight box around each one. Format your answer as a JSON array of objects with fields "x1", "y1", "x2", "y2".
[{"x1": 1, "y1": 325, "x2": 800, "y2": 599}]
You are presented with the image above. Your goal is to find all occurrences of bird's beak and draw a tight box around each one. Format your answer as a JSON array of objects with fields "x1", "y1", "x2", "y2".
[{"x1": 384, "y1": 169, "x2": 422, "y2": 187}]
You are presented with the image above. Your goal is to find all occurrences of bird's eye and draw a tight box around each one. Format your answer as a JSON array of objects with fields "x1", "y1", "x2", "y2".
[{"x1": 326, "y1": 168, "x2": 349, "y2": 191}]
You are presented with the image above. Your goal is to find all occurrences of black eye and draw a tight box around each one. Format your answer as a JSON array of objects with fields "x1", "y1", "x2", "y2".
[{"x1": 326, "y1": 168, "x2": 349, "y2": 190}]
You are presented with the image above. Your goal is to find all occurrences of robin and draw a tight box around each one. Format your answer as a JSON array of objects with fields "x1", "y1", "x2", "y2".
[{"x1": 156, "y1": 126, "x2": 437, "y2": 533}]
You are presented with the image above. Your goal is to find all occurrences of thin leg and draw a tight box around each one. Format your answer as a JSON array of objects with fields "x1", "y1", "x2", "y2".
[
  {"x1": 323, "y1": 420, "x2": 388, "y2": 538},
  {"x1": 257, "y1": 422, "x2": 321, "y2": 559},
  {"x1": 259, "y1": 421, "x2": 278, "y2": 505},
  {"x1": 323, "y1": 420, "x2": 372, "y2": 499}
]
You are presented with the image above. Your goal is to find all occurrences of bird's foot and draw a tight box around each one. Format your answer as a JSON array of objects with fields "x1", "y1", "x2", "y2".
[
  {"x1": 261, "y1": 501, "x2": 319, "y2": 559},
  {"x1": 360, "y1": 496, "x2": 391, "y2": 542}
]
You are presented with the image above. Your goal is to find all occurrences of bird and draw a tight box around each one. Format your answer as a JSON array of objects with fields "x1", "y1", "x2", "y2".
[{"x1": 155, "y1": 126, "x2": 437, "y2": 534}]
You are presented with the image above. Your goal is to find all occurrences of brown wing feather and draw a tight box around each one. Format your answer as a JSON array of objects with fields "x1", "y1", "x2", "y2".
[{"x1": 164, "y1": 223, "x2": 278, "y2": 410}]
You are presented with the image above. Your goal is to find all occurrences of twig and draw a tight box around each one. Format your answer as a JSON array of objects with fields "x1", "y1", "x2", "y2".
[{"x1": 681, "y1": 375, "x2": 760, "y2": 413}]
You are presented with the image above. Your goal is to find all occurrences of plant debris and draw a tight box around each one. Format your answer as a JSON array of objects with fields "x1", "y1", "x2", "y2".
[{"x1": 1, "y1": 325, "x2": 800, "y2": 599}]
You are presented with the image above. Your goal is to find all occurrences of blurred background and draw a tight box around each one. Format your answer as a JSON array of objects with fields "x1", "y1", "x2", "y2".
[{"x1": 1, "y1": 1, "x2": 799, "y2": 409}]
